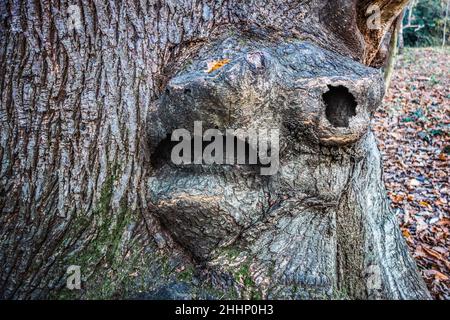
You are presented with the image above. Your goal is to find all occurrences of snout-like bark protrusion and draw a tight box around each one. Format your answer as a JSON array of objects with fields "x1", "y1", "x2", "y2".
[
  {"x1": 147, "y1": 32, "x2": 387, "y2": 265},
  {"x1": 148, "y1": 34, "x2": 385, "y2": 153}
]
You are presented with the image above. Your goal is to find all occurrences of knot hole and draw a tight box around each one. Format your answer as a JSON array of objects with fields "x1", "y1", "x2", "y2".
[{"x1": 323, "y1": 85, "x2": 357, "y2": 127}]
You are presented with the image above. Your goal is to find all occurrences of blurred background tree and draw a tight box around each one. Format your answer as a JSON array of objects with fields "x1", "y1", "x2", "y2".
[{"x1": 402, "y1": 0, "x2": 449, "y2": 47}]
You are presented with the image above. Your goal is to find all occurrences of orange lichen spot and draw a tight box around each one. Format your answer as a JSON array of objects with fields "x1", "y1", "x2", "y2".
[{"x1": 205, "y1": 59, "x2": 230, "y2": 73}]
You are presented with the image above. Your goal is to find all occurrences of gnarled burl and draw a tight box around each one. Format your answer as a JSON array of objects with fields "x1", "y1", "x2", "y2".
[{"x1": 0, "y1": 0, "x2": 430, "y2": 299}]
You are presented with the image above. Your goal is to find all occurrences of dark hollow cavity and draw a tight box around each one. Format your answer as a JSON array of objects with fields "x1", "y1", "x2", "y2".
[
  {"x1": 150, "y1": 133, "x2": 267, "y2": 171},
  {"x1": 322, "y1": 85, "x2": 357, "y2": 127}
]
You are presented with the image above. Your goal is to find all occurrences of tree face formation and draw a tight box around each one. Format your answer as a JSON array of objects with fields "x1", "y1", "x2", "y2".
[
  {"x1": 148, "y1": 34, "x2": 384, "y2": 262},
  {"x1": 0, "y1": 0, "x2": 430, "y2": 299}
]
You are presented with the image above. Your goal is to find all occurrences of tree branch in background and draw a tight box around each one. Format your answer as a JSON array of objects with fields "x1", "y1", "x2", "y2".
[
  {"x1": 443, "y1": 0, "x2": 449, "y2": 47},
  {"x1": 357, "y1": 0, "x2": 411, "y2": 64}
]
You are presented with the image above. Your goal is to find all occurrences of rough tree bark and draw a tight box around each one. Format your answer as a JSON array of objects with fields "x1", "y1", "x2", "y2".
[{"x1": 0, "y1": 0, "x2": 430, "y2": 299}]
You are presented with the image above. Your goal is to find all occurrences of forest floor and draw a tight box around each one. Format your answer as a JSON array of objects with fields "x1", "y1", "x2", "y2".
[{"x1": 372, "y1": 47, "x2": 449, "y2": 300}]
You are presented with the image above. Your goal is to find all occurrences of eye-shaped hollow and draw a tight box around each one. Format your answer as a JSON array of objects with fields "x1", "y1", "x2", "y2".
[{"x1": 323, "y1": 85, "x2": 357, "y2": 128}]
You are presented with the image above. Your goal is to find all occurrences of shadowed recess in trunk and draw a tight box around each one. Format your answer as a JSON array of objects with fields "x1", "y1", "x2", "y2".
[{"x1": 323, "y1": 85, "x2": 357, "y2": 127}]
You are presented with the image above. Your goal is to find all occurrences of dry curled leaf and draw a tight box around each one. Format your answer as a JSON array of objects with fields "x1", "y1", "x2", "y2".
[{"x1": 205, "y1": 58, "x2": 230, "y2": 73}]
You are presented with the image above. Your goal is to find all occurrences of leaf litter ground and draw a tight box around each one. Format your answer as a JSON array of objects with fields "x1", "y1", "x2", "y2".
[{"x1": 372, "y1": 47, "x2": 449, "y2": 299}]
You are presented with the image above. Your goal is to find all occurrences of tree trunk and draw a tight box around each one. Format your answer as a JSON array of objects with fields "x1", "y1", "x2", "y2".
[
  {"x1": 398, "y1": 9, "x2": 405, "y2": 54},
  {"x1": 0, "y1": 0, "x2": 430, "y2": 299},
  {"x1": 383, "y1": 13, "x2": 403, "y2": 90}
]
